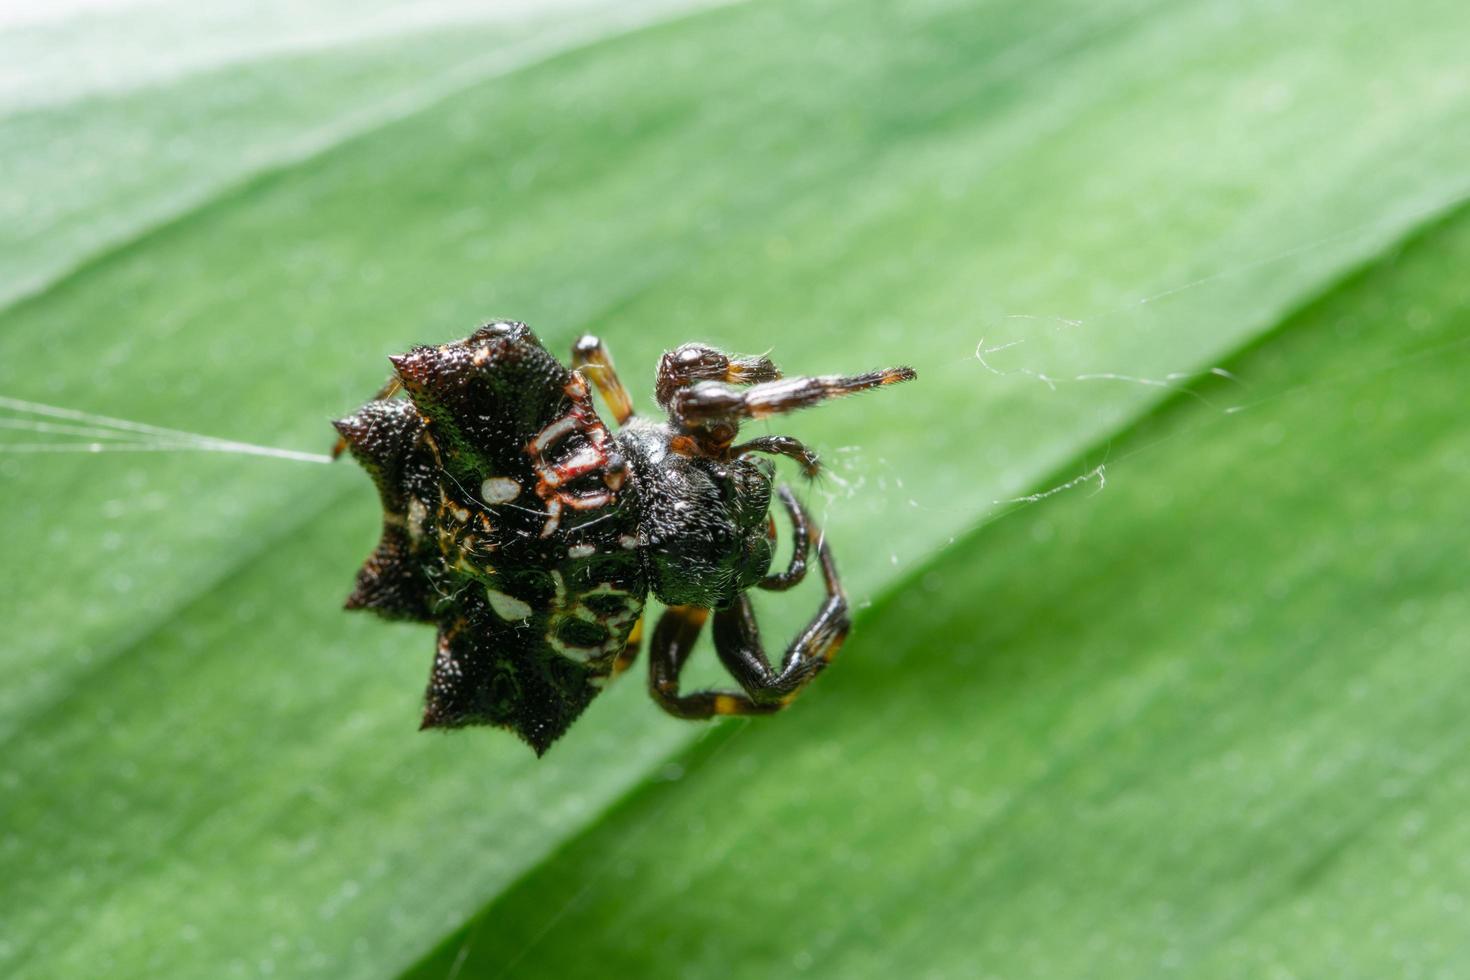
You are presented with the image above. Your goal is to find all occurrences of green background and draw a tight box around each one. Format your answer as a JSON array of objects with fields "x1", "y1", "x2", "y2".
[{"x1": 2, "y1": 0, "x2": 1468, "y2": 976}]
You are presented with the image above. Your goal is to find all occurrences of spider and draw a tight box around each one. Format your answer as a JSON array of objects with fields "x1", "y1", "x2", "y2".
[{"x1": 334, "y1": 322, "x2": 915, "y2": 754}]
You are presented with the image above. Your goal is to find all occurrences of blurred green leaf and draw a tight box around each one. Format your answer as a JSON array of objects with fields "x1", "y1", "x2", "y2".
[
  {"x1": 0, "y1": 0, "x2": 723, "y2": 308},
  {"x1": 1, "y1": 0, "x2": 1467, "y2": 977}
]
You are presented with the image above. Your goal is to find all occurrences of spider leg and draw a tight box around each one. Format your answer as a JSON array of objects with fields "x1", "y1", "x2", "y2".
[
  {"x1": 647, "y1": 525, "x2": 848, "y2": 720},
  {"x1": 331, "y1": 376, "x2": 404, "y2": 459},
  {"x1": 655, "y1": 343, "x2": 781, "y2": 408},
  {"x1": 610, "y1": 613, "x2": 645, "y2": 679},
  {"x1": 733, "y1": 434, "x2": 821, "y2": 478},
  {"x1": 669, "y1": 367, "x2": 915, "y2": 430},
  {"x1": 712, "y1": 530, "x2": 848, "y2": 707},
  {"x1": 758, "y1": 484, "x2": 811, "y2": 592},
  {"x1": 571, "y1": 335, "x2": 636, "y2": 426},
  {"x1": 648, "y1": 606, "x2": 781, "y2": 718}
]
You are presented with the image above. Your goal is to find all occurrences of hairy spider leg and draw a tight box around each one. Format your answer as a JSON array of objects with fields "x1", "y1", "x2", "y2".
[
  {"x1": 712, "y1": 529, "x2": 848, "y2": 706},
  {"x1": 758, "y1": 484, "x2": 811, "y2": 592},
  {"x1": 571, "y1": 335, "x2": 636, "y2": 426},
  {"x1": 669, "y1": 367, "x2": 917, "y2": 431},
  {"x1": 330, "y1": 376, "x2": 404, "y2": 459},
  {"x1": 650, "y1": 605, "x2": 783, "y2": 718},
  {"x1": 648, "y1": 500, "x2": 848, "y2": 719},
  {"x1": 733, "y1": 434, "x2": 822, "y2": 478},
  {"x1": 654, "y1": 343, "x2": 781, "y2": 407},
  {"x1": 648, "y1": 606, "x2": 742, "y2": 719}
]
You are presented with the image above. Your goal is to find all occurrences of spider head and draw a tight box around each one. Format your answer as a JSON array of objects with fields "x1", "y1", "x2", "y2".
[{"x1": 629, "y1": 430, "x2": 775, "y2": 609}]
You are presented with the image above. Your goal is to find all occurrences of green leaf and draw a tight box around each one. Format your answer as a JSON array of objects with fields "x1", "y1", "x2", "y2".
[
  {"x1": 0, "y1": 0, "x2": 727, "y2": 308},
  {"x1": 2, "y1": 1, "x2": 1467, "y2": 977}
]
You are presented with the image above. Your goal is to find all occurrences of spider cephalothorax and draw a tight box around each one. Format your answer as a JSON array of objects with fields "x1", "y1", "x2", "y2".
[{"x1": 334, "y1": 322, "x2": 914, "y2": 754}]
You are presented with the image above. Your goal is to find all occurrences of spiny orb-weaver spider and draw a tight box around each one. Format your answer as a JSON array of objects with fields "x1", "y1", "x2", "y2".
[{"x1": 334, "y1": 322, "x2": 915, "y2": 754}]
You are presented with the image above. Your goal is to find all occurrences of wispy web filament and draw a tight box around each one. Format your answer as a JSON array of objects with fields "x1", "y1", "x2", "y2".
[{"x1": 0, "y1": 395, "x2": 333, "y2": 464}]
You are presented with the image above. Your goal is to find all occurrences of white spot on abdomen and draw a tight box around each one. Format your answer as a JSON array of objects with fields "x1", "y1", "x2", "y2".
[
  {"x1": 481, "y1": 477, "x2": 521, "y2": 504},
  {"x1": 407, "y1": 499, "x2": 429, "y2": 543},
  {"x1": 568, "y1": 543, "x2": 596, "y2": 559},
  {"x1": 486, "y1": 587, "x2": 533, "y2": 622}
]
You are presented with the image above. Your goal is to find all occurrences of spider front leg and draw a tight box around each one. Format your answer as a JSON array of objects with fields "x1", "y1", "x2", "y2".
[
  {"x1": 647, "y1": 510, "x2": 848, "y2": 719},
  {"x1": 669, "y1": 367, "x2": 916, "y2": 431},
  {"x1": 734, "y1": 434, "x2": 822, "y2": 478},
  {"x1": 571, "y1": 335, "x2": 636, "y2": 426}
]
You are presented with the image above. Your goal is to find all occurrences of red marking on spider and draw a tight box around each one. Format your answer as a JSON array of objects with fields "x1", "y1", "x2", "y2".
[{"x1": 527, "y1": 375, "x2": 621, "y2": 537}]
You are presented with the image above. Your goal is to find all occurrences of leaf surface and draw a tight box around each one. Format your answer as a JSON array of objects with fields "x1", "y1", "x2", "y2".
[{"x1": 1, "y1": 0, "x2": 1466, "y2": 976}]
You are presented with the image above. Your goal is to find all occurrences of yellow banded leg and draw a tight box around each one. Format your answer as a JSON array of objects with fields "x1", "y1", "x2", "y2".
[
  {"x1": 610, "y1": 614, "x2": 645, "y2": 679},
  {"x1": 571, "y1": 335, "x2": 636, "y2": 426},
  {"x1": 647, "y1": 606, "x2": 782, "y2": 719}
]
